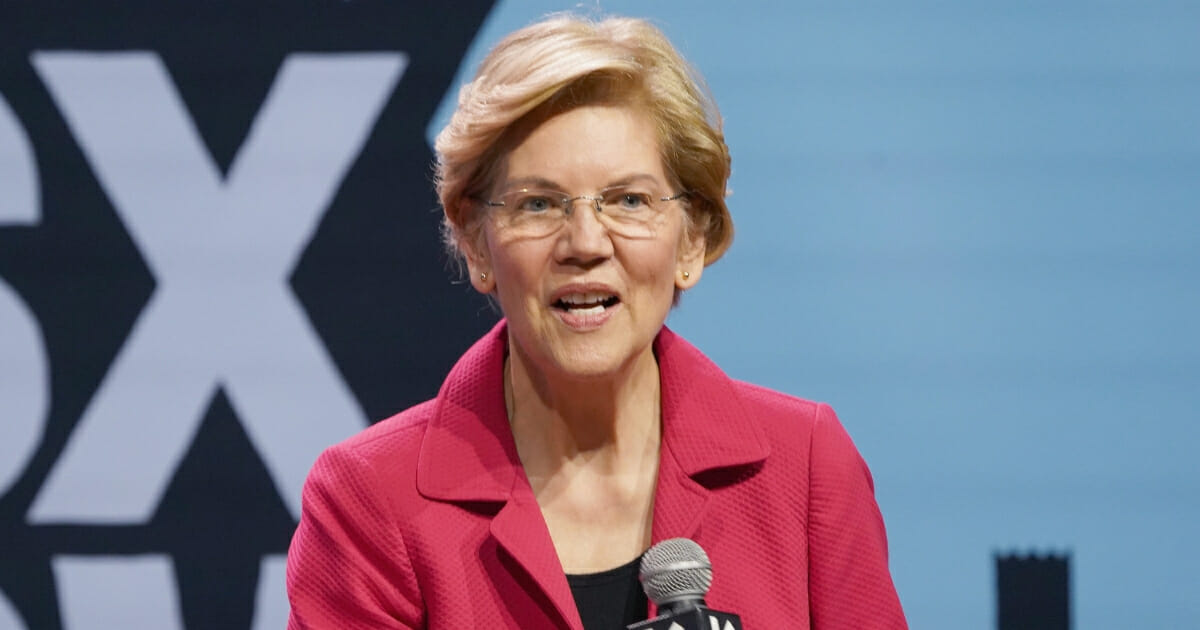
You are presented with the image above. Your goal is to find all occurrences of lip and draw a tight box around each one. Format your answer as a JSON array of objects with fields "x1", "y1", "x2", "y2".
[{"x1": 549, "y1": 282, "x2": 622, "y2": 331}]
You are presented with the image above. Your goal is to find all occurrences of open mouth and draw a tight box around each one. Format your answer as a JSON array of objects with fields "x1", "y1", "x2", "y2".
[{"x1": 552, "y1": 292, "x2": 620, "y2": 316}]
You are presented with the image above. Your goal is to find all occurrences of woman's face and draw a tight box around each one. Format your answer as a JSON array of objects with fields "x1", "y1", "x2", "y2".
[{"x1": 468, "y1": 103, "x2": 705, "y2": 381}]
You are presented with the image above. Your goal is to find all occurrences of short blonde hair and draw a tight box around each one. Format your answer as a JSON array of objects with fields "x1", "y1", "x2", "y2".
[{"x1": 434, "y1": 14, "x2": 733, "y2": 266}]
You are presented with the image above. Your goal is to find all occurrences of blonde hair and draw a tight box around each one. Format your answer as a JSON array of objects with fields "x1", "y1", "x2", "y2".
[{"x1": 434, "y1": 14, "x2": 733, "y2": 267}]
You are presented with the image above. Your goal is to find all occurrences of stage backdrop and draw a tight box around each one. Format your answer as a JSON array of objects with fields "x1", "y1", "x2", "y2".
[
  {"x1": 2, "y1": 2, "x2": 1198, "y2": 629},
  {"x1": 0, "y1": 2, "x2": 498, "y2": 628}
]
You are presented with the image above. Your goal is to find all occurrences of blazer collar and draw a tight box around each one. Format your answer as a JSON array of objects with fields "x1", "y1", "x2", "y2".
[
  {"x1": 415, "y1": 320, "x2": 771, "y2": 503},
  {"x1": 653, "y1": 326, "x2": 771, "y2": 476},
  {"x1": 416, "y1": 320, "x2": 518, "y2": 502}
]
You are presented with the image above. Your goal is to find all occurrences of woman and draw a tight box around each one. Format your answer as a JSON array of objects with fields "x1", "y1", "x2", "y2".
[{"x1": 287, "y1": 14, "x2": 906, "y2": 630}]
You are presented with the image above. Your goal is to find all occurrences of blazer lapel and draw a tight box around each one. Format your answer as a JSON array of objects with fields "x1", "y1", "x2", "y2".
[
  {"x1": 416, "y1": 321, "x2": 580, "y2": 629},
  {"x1": 650, "y1": 326, "x2": 771, "y2": 541},
  {"x1": 489, "y1": 487, "x2": 582, "y2": 630},
  {"x1": 647, "y1": 328, "x2": 771, "y2": 618}
]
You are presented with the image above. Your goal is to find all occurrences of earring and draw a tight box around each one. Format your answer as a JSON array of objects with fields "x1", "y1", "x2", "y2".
[
  {"x1": 480, "y1": 272, "x2": 488, "y2": 282},
  {"x1": 681, "y1": 270, "x2": 690, "y2": 279}
]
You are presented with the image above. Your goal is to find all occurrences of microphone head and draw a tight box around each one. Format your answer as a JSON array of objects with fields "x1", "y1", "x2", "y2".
[{"x1": 639, "y1": 538, "x2": 713, "y2": 608}]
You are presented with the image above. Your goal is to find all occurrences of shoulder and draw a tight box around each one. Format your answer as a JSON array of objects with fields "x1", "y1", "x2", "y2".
[
  {"x1": 731, "y1": 379, "x2": 825, "y2": 423},
  {"x1": 302, "y1": 399, "x2": 437, "y2": 504},
  {"x1": 727, "y1": 379, "x2": 872, "y2": 489},
  {"x1": 728, "y1": 380, "x2": 835, "y2": 446},
  {"x1": 655, "y1": 326, "x2": 859, "y2": 468},
  {"x1": 332, "y1": 399, "x2": 437, "y2": 462},
  {"x1": 289, "y1": 402, "x2": 432, "y2": 627}
]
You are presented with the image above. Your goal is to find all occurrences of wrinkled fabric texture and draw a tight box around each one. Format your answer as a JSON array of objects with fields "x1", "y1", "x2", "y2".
[{"x1": 287, "y1": 321, "x2": 907, "y2": 629}]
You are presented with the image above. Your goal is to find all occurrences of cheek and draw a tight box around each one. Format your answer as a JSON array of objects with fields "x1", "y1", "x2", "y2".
[
  {"x1": 488, "y1": 240, "x2": 546, "y2": 306},
  {"x1": 628, "y1": 242, "x2": 681, "y2": 295}
]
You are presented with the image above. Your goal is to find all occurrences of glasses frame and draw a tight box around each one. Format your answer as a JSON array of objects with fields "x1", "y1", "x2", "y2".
[
  {"x1": 477, "y1": 186, "x2": 691, "y2": 239},
  {"x1": 482, "y1": 188, "x2": 690, "y2": 215}
]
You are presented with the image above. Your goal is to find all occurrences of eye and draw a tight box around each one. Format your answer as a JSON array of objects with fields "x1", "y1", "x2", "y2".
[
  {"x1": 511, "y1": 191, "x2": 563, "y2": 213},
  {"x1": 606, "y1": 190, "x2": 653, "y2": 212}
]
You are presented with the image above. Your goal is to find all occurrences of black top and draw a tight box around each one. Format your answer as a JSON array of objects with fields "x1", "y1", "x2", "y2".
[{"x1": 566, "y1": 555, "x2": 648, "y2": 630}]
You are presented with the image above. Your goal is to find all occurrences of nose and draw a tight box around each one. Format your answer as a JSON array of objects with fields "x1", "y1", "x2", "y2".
[
  {"x1": 556, "y1": 195, "x2": 613, "y2": 265},
  {"x1": 563, "y1": 194, "x2": 603, "y2": 216}
]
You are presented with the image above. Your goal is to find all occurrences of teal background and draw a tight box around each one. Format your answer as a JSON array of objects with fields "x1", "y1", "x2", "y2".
[{"x1": 432, "y1": 2, "x2": 1200, "y2": 627}]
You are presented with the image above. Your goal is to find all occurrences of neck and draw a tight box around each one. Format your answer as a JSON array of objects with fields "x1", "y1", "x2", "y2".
[{"x1": 505, "y1": 340, "x2": 661, "y2": 482}]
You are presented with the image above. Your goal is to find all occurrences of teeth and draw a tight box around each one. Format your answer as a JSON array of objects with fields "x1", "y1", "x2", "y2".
[
  {"x1": 559, "y1": 292, "x2": 614, "y2": 305},
  {"x1": 572, "y1": 304, "x2": 606, "y2": 316}
]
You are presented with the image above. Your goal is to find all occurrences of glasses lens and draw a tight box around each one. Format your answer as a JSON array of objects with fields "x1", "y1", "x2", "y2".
[
  {"x1": 598, "y1": 187, "x2": 667, "y2": 238},
  {"x1": 492, "y1": 189, "x2": 565, "y2": 237}
]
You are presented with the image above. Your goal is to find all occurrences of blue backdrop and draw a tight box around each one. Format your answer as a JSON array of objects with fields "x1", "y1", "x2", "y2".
[{"x1": 442, "y1": 3, "x2": 1200, "y2": 628}]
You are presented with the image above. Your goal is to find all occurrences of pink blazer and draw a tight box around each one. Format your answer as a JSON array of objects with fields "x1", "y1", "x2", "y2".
[{"x1": 287, "y1": 321, "x2": 907, "y2": 629}]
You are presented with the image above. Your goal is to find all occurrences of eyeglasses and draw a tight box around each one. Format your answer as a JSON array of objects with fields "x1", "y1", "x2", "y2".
[{"x1": 480, "y1": 186, "x2": 690, "y2": 239}]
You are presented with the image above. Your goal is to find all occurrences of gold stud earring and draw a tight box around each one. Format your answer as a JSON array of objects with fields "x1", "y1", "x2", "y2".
[
  {"x1": 480, "y1": 272, "x2": 488, "y2": 282},
  {"x1": 681, "y1": 270, "x2": 690, "y2": 279}
]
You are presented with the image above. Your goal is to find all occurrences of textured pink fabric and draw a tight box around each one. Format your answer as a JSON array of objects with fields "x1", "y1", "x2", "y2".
[{"x1": 287, "y1": 321, "x2": 907, "y2": 629}]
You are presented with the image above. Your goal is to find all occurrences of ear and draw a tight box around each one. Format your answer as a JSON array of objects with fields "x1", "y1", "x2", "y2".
[
  {"x1": 460, "y1": 221, "x2": 495, "y2": 294},
  {"x1": 675, "y1": 230, "x2": 705, "y2": 290},
  {"x1": 467, "y1": 260, "x2": 495, "y2": 294}
]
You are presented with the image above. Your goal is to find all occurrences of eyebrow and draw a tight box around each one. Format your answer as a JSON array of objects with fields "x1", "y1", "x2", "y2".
[
  {"x1": 498, "y1": 173, "x2": 663, "y2": 192},
  {"x1": 499, "y1": 176, "x2": 562, "y2": 191}
]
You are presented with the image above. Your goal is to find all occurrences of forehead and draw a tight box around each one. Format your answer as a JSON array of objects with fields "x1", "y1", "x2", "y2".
[{"x1": 499, "y1": 104, "x2": 668, "y2": 189}]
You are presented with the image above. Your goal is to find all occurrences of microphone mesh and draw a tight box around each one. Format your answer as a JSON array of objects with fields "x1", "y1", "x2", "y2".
[{"x1": 639, "y1": 538, "x2": 713, "y2": 605}]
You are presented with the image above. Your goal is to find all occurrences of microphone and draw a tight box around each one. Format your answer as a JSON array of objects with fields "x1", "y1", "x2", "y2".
[{"x1": 626, "y1": 538, "x2": 743, "y2": 630}]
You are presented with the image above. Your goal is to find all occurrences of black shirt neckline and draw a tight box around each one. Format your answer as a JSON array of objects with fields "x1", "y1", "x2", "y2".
[{"x1": 566, "y1": 555, "x2": 648, "y2": 630}]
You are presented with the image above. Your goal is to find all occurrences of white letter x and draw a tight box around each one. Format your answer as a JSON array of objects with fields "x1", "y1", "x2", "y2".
[{"x1": 28, "y1": 51, "x2": 406, "y2": 523}]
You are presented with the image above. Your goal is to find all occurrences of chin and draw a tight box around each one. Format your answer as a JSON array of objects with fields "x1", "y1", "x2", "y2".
[
  {"x1": 549, "y1": 333, "x2": 661, "y2": 381},
  {"x1": 549, "y1": 347, "x2": 627, "y2": 380}
]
